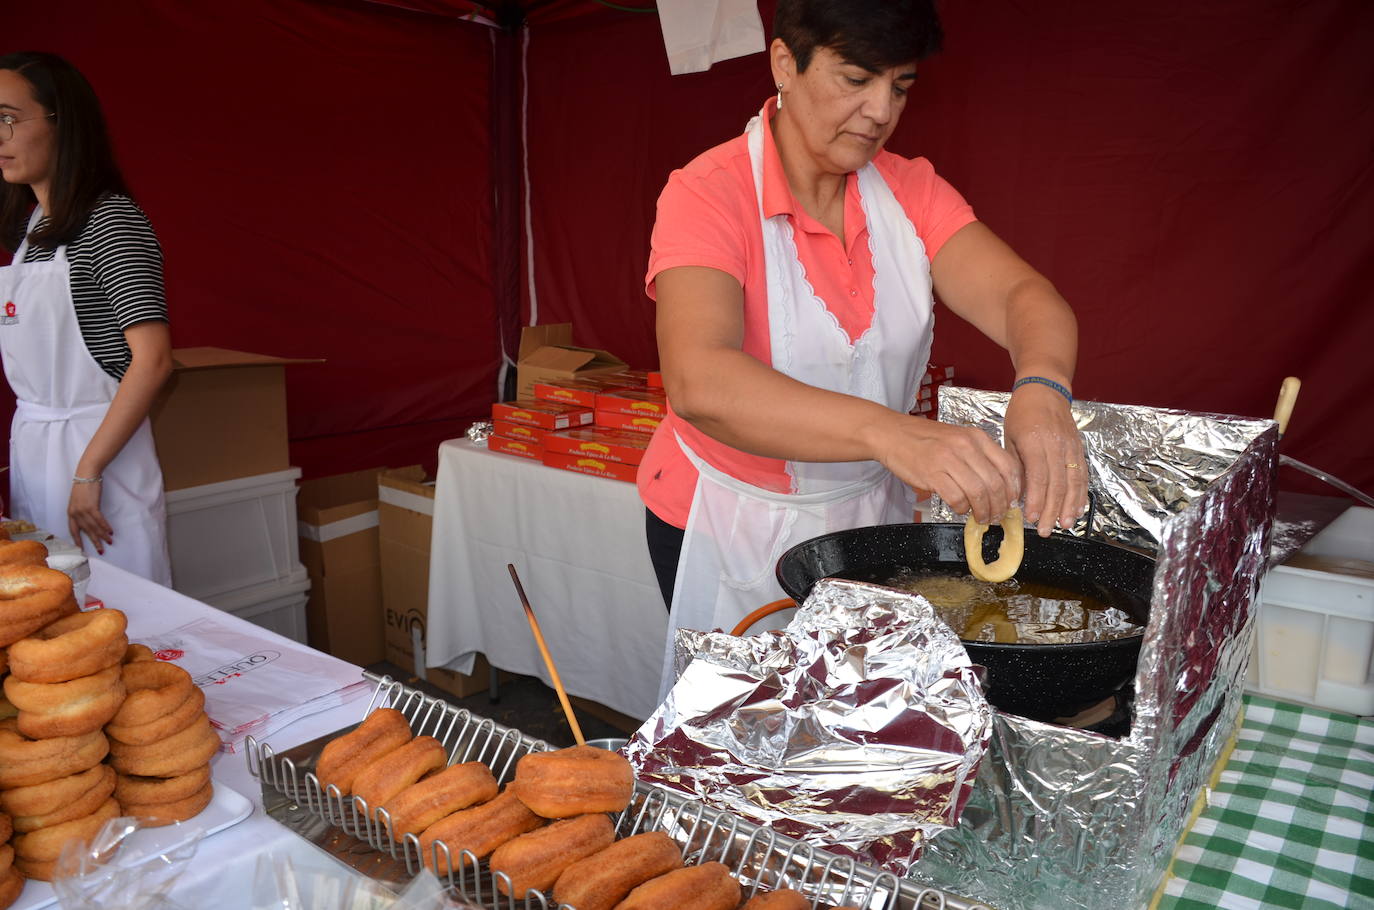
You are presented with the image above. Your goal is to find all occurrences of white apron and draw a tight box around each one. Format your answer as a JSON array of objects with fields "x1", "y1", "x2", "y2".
[
  {"x1": 0, "y1": 210, "x2": 172, "y2": 585},
  {"x1": 660, "y1": 109, "x2": 935, "y2": 697}
]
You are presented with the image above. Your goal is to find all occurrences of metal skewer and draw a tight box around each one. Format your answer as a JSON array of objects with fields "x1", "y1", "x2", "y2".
[{"x1": 507, "y1": 563, "x2": 585, "y2": 745}]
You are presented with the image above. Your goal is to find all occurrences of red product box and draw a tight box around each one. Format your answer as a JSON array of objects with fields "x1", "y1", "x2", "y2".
[
  {"x1": 492, "y1": 420, "x2": 548, "y2": 445},
  {"x1": 596, "y1": 369, "x2": 650, "y2": 390},
  {"x1": 544, "y1": 427, "x2": 651, "y2": 465},
  {"x1": 489, "y1": 435, "x2": 542, "y2": 461},
  {"x1": 647, "y1": 370, "x2": 663, "y2": 388},
  {"x1": 533, "y1": 376, "x2": 632, "y2": 409},
  {"x1": 542, "y1": 451, "x2": 638, "y2": 483},
  {"x1": 491, "y1": 399, "x2": 594, "y2": 430},
  {"x1": 595, "y1": 409, "x2": 662, "y2": 434},
  {"x1": 595, "y1": 387, "x2": 667, "y2": 419}
]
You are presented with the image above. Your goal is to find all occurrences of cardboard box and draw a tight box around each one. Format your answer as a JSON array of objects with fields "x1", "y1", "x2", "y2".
[
  {"x1": 151, "y1": 347, "x2": 320, "y2": 491},
  {"x1": 543, "y1": 427, "x2": 650, "y2": 465},
  {"x1": 378, "y1": 466, "x2": 496, "y2": 698},
  {"x1": 489, "y1": 436, "x2": 542, "y2": 461},
  {"x1": 595, "y1": 410, "x2": 662, "y2": 434},
  {"x1": 542, "y1": 451, "x2": 639, "y2": 483},
  {"x1": 516, "y1": 324, "x2": 627, "y2": 400},
  {"x1": 491, "y1": 400, "x2": 594, "y2": 431},
  {"x1": 594, "y1": 387, "x2": 667, "y2": 419},
  {"x1": 491, "y1": 420, "x2": 548, "y2": 445},
  {"x1": 297, "y1": 469, "x2": 384, "y2": 666}
]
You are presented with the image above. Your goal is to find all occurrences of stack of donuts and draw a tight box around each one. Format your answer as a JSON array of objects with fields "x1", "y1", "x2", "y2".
[{"x1": 313, "y1": 712, "x2": 866, "y2": 910}]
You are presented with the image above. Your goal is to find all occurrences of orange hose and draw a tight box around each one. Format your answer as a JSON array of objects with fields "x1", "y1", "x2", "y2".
[{"x1": 730, "y1": 598, "x2": 797, "y2": 636}]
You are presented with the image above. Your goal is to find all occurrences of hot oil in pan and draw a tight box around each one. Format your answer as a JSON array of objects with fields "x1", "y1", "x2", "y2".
[{"x1": 883, "y1": 569, "x2": 1145, "y2": 645}]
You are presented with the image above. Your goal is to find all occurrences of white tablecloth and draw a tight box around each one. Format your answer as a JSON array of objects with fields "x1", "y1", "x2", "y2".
[
  {"x1": 425, "y1": 439, "x2": 667, "y2": 720},
  {"x1": 79, "y1": 558, "x2": 374, "y2": 910}
]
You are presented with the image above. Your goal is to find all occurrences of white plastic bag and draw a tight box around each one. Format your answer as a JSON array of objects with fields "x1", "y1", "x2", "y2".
[
  {"x1": 251, "y1": 856, "x2": 479, "y2": 910},
  {"x1": 657, "y1": 0, "x2": 766, "y2": 75},
  {"x1": 53, "y1": 816, "x2": 205, "y2": 910}
]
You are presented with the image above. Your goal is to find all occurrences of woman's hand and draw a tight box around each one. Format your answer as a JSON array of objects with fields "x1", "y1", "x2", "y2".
[
  {"x1": 68, "y1": 480, "x2": 113, "y2": 555},
  {"x1": 1004, "y1": 382, "x2": 1087, "y2": 536},
  {"x1": 865, "y1": 415, "x2": 1020, "y2": 524}
]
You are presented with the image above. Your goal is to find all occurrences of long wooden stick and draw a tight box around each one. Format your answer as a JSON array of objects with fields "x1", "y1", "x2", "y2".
[{"x1": 507, "y1": 564, "x2": 585, "y2": 745}]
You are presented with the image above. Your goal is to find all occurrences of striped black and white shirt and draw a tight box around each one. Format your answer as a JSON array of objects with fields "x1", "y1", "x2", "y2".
[{"x1": 22, "y1": 194, "x2": 168, "y2": 380}]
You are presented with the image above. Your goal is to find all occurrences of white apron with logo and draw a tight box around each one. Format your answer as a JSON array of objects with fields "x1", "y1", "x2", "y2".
[
  {"x1": 0, "y1": 210, "x2": 172, "y2": 585},
  {"x1": 660, "y1": 109, "x2": 936, "y2": 698}
]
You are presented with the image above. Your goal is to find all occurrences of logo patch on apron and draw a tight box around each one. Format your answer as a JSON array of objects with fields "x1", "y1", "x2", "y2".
[{"x1": 0, "y1": 301, "x2": 17, "y2": 325}]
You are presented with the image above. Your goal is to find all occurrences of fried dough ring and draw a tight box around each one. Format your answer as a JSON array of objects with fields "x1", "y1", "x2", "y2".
[
  {"x1": 490, "y1": 813, "x2": 615, "y2": 897},
  {"x1": 0, "y1": 813, "x2": 10, "y2": 843},
  {"x1": 552, "y1": 829, "x2": 684, "y2": 910},
  {"x1": 123, "y1": 643, "x2": 156, "y2": 664},
  {"x1": 352, "y1": 735, "x2": 447, "y2": 811},
  {"x1": 10, "y1": 765, "x2": 115, "y2": 833},
  {"x1": 615, "y1": 862, "x2": 741, "y2": 910},
  {"x1": 0, "y1": 718, "x2": 109, "y2": 788},
  {"x1": 5, "y1": 663, "x2": 126, "y2": 738},
  {"x1": 381, "y1": 760, "x2": 498, "y2": 838},
  {"x1": 108, "y1": 714, "x2": 220, "y2": 777},
  {"x1": 7, "y1": 608, "x2": 128, "y2": 684},
  {"x1": 963, "y1": 506, "x2": 1025, "y2": 583},
  {"x1": 114, "y1": 764, "x2": 212, "y2": 806},
  {"x1": 0, "y1": 844, "x2": 11, "y2": 881},
  {"x1": 119, "y1": 781, "x2": 213, "y2": 828},
  {"x1": 12, "y1": 796, "x2": 119, "y2": 862},
  {"x1": 105, "y1": 686, "x2": 205, "y2": 745},
  {"x1": 109, "y1": 660, "x2": 195, "y2": 727},
  {"x1": 315, "y1": 708, "x2": 413, "y2": 796},
  {"x1": 0, "y1": 565, "x2": 78, "y2": 648},
  {"x1": 0, "y1": 540, "x2": 49, "y2": 569},
  {"x1": 0, "y1": 762, "x2": 109, "y2": 817},
  {"x1": 0, "y1": 866, "x2": 20, "y2": 907}
]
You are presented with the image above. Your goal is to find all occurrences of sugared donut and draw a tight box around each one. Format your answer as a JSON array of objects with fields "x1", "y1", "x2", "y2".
[
  {"x1": 108, "y1": 714, "x2": 220, "y2": 777},
  {"x1": 109, "y1": 660, "x2": 195, "y2": 727},
  {"x1": 0, "y1": 762, "x2": 109, "y2": 817},
  {"x1": 114, "y1": 764, "x2": 211, "y2": 807},
  {"x1": 419, "y1": 786, "x2": 545, "y2": 870},
  {"x1": 352, "y1": 735, "x2": 447, "y2": 811},
  {"x1": 614, "y1": 862, "x2": 741, "y2": 910},
  {"x1": 552, "y1": 830, "x2": 684, "y2": 910},
  {"x1": 10, "y1": 764, "x2": 115, "y2": 834},
  {"x1": 0, "y1": 718, "x2": 108, "y2": 788},
  {"x1": 5, "y1": 663, "x2": 126, "y2": 738},
  {"x1": 12, "y1": 796, "x2": 120, "y2": 863},
  {"x1": 119, "y1": 781, "x2": 213, "y2": 828},
  {"x1": 0, "y1": 866, "x2": 20, "y2": 910},
  {"x1": 741, "y1": 888, "x2": 810, "y2": 909},
  {"x1": 315, "y1": 708, "x2": 412, "y2": 796},
  {"x1": 0, "y1": 540, "x2": 49, "y2": 569},
  {"x1": 105, "y1": 685, "x2": 204, "y2": 745},
  {"x1": 7, "y1": 608, "x2": 127, "y2": 684},
  {"x1": 123, "y1": 643, "x2": 156, "y2": 664},
  {"x1": 0, "y1": 812, "x2": 10, "y2": 843},
  {"x1": 0, "y1": 843, "x2": 11, "y2": 880},
  {"x1": 0, "y1": 565, "x2": 78, "y2": 648},
  {"x1": 490, "y1": 813, "x2": 615, "y2": 897},
  {"x1": 381, "y1": 760, "x2": 498, "y2": 838},
  {"x1": 512, "y1": 744, "x2": 634, "y2": 818}
]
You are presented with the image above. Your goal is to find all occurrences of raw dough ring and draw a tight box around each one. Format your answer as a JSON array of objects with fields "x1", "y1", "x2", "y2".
[{"x1": 963, "y1": 507, "x2": 1025, "y2": 583}]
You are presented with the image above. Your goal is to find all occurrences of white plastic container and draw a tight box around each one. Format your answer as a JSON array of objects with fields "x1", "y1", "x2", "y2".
[
  {"x1": 1249, "y1": 506, "x2": 1374, "y2": 714},
  {"x1": 165, "y1": 467, "x2": 303, "y2": 601},
  {"x1": 201, "y1": 567, "x2": 311, "y2": 644}
]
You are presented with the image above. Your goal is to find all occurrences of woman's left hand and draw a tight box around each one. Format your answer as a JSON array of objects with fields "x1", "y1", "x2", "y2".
[
  {"x1": 1004, "y1": 383, "x2": 1087, "y2": 536},
  {"x1": 68, "y1": 480, "x2": 113, "y2": 555}
]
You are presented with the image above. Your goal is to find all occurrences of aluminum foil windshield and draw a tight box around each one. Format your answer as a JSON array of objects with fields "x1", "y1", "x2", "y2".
[{"x1": 626, "y1": 578, "x2": 994, "y2": 875}]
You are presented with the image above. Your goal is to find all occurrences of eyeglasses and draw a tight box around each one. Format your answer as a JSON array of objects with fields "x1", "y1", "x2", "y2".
[{"x1": 0, "y1": 112, "x2": 56, "y2": 142}]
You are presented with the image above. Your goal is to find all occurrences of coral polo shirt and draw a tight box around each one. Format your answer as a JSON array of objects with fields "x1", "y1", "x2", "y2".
[{"x1": 639, "y1": 99, "x2": 977, "y2": 528}]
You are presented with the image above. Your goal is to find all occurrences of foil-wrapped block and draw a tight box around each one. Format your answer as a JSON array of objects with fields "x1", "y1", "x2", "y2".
[
  {"x1": 626, "y1": 577, "x2": 993, "y2": 875},
  {"x1": 465, "y1": 420, "x2": 493, "y2": 444}
]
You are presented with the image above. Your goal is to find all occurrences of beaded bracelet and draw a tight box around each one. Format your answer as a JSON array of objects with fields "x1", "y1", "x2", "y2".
[
  {"x1": 72, "y1": 474, "x2": 103, "y2": 484},
  {"x1": 1012, "y1": 375, "x2": 1073, "y2": 403}
]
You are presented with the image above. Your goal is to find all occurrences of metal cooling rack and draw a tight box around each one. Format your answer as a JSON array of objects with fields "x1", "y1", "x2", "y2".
[{"x1": 247, "y1": 674, "x2": 995, "y2": 910}]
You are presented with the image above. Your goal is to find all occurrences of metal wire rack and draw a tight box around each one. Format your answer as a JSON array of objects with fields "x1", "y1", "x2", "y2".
[{"x1": 247, "y1": 674, "x2": 995, "y2": 910}]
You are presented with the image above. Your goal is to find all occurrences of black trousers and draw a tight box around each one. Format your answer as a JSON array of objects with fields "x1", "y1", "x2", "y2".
[{"x1": 644, "y1": 508, "x2": 685, "y2": 610}]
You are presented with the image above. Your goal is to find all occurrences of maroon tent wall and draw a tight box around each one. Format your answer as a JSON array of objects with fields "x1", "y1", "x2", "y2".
[
  {"x1": 523, "y1": 0, "x2": 1373, "y2": 497},
  {"x1": 6, "y1": 0, "x2": 1373, "y2": 498}
]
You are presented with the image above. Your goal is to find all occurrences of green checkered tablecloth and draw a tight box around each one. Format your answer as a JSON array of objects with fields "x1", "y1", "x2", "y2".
[{"x1": 1158, "y1": 695, "x2": 1374, "y2": 910}]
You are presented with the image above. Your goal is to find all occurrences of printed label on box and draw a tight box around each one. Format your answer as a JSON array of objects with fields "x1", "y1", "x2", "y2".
[
  {"x1": 542, "y1": 450, "x2": 638, "y2": 483},
  {"x1": 595, "y1": 388, "x2": 667, "y2": 418},
  {"x1": 492, "y1": 419, "x2": 548, "y2": 445},
  {"x1": 544, "y1": 427, "x2": 650, "y2": 465},
  {"x1": 595, "y1": 409, "x2": 662, "y2": 434},
  {"x1": 491, "y1": 399, "x2": 594, "y2": 430},
  {"x1": 490, "y1": 436, "x2": 543, "y2": 460}
]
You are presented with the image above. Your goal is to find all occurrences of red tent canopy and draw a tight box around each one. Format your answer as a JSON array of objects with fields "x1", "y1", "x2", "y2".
[{"x1": 7, "y1": 0, "x2": 1372, "y2": 498}]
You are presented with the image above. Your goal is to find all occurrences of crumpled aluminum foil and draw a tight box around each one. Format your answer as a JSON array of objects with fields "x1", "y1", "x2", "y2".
[
  {"x1": 626, "y1": 577, "x2": 993, "y2": 875},
  {"x1": 465, "y1": 421, "x2": 493, "y2": 444},
  {"x1": 909, "y1": 387, "x2": 1277, "y2": 910}
]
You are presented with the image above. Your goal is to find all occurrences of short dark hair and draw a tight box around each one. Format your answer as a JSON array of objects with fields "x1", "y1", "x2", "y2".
[
  {"x1": 774, "y1": 0, "x2": 944, "y2": 73},
  {"x1": 0, "y1": 52, "x2": 129, "y2": 253}
]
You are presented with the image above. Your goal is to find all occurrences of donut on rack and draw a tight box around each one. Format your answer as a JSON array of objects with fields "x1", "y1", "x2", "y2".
[
  {"x1": 351, "y1": 735, "x2": 447, "y2": 811},
  {"x1": 489, "y1": 812, "x2": 615, "y2": 897},
  {"x1": 315, "y1": 707, "x2": 413, "y2": 796},
  {"x1": 418, "y1": 786, "x2": 545, "y2": 871},
  {"x1": 380, "y1": 760, "x2": 498, "y2": 838},
  {"x1": 613, "y1": 861, "x2": 742, "y2": 910},
  {"x1": 552, "y1": 829, "x2": 684, "y2": 910},
  {"x1": 0, "y1": 565, "x2": 79, "y2": 648},
  {"x1": 5, "y1": 662, "x2": 126, "y2": 738},
  {"x1": 0, "y1": 718, "x2": 108, "y2": 788},
  {"x1": 511, "y1": 743, "x2": 634, "y2": 818}
]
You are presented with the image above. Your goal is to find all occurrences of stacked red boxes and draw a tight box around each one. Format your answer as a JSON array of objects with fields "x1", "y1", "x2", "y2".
[
  {"x1": 488, "y1": 399, "x2": 595, "y2": 461},
  {"x1": 594, "y1": 387, "x2": 667, "y2": 435},
  {"x1": 528, "y1": 374, "x2": 665, "y2": 482},
  {"x1": 531, "y1": 374, "x2": 631, "y2": 409},
  {"x1": 913, "y1": 362, "x2": 955, "y2": 416},
  {"x1": 542, "y1": 427, "x2": 650, "y2": 483}
]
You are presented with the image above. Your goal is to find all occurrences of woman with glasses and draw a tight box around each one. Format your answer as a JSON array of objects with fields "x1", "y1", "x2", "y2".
[
  {"x1": 641, "y1": 0, "x2": 1086, "y2": 687},
  {"x1": 0, "y1": 52, "x2": 172, "y2": 585}
]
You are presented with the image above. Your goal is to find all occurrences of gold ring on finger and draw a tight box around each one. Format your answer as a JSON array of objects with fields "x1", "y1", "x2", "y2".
[{"x1": 1066, "y1": 462, "x2": 1080, "y2": 469}]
